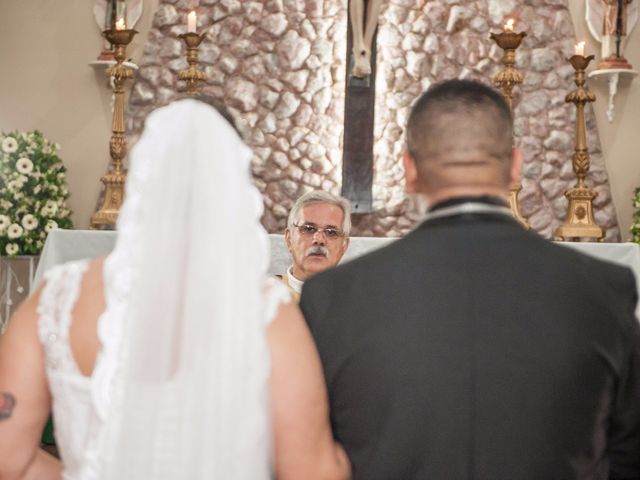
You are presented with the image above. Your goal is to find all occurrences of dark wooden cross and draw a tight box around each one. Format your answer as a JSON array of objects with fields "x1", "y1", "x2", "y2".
[{"x1": 341, "y1": 0, "x2": 379, "y2": 214}]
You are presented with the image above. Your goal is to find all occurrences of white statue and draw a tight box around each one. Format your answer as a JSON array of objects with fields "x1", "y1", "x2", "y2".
[
  {"x1": 350, "y1": 0, "x2": 384, "y2": 78},
  {"x1": 586, "y1": 0, "x2": 638, "y2": 65}
]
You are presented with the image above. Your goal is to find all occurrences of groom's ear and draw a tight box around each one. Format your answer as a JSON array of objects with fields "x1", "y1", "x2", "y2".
[{"x1": 403, "y1": 151, "x2": 420, "y2": 194}]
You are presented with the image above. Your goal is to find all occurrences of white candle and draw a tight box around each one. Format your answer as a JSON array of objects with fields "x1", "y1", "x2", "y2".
[
  {"x1": 188, "y1": 11, "x2": 197, "y2": 33},
  {"x1": 574, "y1": 41, "x2": 585, "y2": 56},
  {"x1": 504, "y1": 19, "x2": 514, "y2": 32},
  {"x1": 115, "y1": 0, "x2": 126, "y2": 29}
]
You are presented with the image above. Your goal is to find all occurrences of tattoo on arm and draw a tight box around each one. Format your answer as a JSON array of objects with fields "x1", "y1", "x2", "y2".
[{"x1": 0, "y1": 392, "x2": 16, "y2": 421}]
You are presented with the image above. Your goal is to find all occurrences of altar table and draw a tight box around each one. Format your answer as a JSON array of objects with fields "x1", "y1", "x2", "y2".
[{"x1": 33, "y1": 230, "x2": 640, "y2": 317}]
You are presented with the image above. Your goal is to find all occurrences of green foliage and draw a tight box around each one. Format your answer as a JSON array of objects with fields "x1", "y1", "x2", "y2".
[
  {"x1": 631, "y1": 187, "x2": 640, "y2": 243},
  {"x1": 0, "y1": 131, "x2": 73, "y2": 256}
]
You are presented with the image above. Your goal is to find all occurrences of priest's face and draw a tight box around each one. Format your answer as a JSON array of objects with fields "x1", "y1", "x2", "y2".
[{"x1": 285, "y1": 203, "x2": 350, "y2": 281}]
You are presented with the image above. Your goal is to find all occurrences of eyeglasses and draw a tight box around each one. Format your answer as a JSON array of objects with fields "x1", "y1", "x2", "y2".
[{"x1": 294, "y1": 223, "x2": 345, "y2": 239}]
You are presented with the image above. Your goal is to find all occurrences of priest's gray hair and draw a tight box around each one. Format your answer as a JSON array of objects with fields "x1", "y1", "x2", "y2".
[{"x1": 287, "y1": 190, "x2": 352, "y2": 236}]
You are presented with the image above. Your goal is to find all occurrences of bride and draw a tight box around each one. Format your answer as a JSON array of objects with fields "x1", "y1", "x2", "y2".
[{"x1": 0, "y1": 98, "x2": 351, "y2": 479}]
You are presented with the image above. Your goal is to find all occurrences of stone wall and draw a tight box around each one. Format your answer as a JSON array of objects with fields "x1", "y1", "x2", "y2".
[{"x1": 128, "y1": 0, "x2": 619, "y2": 240}]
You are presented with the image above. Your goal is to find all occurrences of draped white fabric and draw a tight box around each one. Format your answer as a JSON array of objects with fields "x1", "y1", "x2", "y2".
[{"x1": 100, "y1": 99, "x2": 273, "y2": 479}]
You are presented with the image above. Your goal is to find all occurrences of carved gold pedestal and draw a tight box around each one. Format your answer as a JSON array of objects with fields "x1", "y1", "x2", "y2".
[
  {"x1": 178, "y1": 32, "x2": 207, "y2": 95},
  {"x1": 90, "y1": 28, "x2": 137, "y2": 230},
  {"x1": 555, "y1": 54, "x2": 604, "y2": 241},
  {"x1": 556, "y1": 188, "x2": 602, "y2": 239},
  {"x1": 490, "y1": 28, "x2": 529, "y2": 229}
]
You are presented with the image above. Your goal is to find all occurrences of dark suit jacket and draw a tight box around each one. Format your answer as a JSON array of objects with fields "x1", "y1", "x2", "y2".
[{"x1": 300, "y1": 210, "x2": 640, "y2": 480}]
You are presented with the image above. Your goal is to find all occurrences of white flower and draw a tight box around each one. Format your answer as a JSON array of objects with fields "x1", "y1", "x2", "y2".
[
  {"x1": 21, "y1": 214, "x2": 38, "y2": 231},
  {"x1": 41, "y1": 200, "x2": 58, "y2": 217},
  {"x1": 33, "y1": 185, "x2": 42, "y2": 194},
  {"x1": 1, "y1": 137, "x2": 17, "y2": 153},
  {"x1": 0, "y1": 200, "x2": 12, "y2": 210},
  {"x1": 16, "y1": 175, "x2": 28, "y2": 187},
  {"x1": 0, "y1": 215, "x2": 9, "y2": 231},
  {"x1": 15, "y1": 157, "x2": 33, "y2": 174},
  {"x1": 44, "y1": 220, "x2": 58, "y2": 233},
  {"x1": 7, "y1": 223, "x2": 23, "y2": 239},
  {"x1": 5, "y1": 243, "x2": 18, "y2": 255}
]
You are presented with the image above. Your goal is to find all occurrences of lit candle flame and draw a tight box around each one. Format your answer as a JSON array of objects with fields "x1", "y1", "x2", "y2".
[
  {"x1": 115, "y1": 18, "x2": 126, "y2": 31},
  {"x1": 504, "y1": 19, "x2": 515, "y2": 32},
  {"x1": 574, "y1": 41, "x2": 585, "y2": 56}
]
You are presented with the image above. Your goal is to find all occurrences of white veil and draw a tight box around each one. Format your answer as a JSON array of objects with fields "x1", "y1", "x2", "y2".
[{"x1": 100, "y1": 99, "x2": 272, "y2": 479}]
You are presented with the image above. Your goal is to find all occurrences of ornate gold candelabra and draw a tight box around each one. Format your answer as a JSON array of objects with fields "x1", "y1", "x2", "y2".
[
  {"x1": 178, "y1": 32, "x2": 207, "y2": 95},
  {"x1": 555, "y1": 54, "x2": 604, "y2": 241},
  {"x1": 490, "y1": 28, "x2": 529, "y2": 229},
  {"x1": 90, "y1": 27, "x2": 138, "y2": 229}
]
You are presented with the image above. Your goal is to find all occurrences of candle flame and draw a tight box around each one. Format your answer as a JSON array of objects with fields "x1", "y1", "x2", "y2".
[
  {"x1": 504, "y1": 19, "x2": 515, "y2": 32},
  {"x1": 115, "y1": 18, "x2": 126, "y2": 30}
]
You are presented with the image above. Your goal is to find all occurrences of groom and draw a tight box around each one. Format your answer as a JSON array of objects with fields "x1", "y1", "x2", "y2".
[{"x1": 300, "y1": 79, "x2": 640, "y2": 479}]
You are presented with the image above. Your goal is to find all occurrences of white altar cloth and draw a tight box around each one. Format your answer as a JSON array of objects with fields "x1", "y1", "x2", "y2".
[
  {"x1": 33, "y1": 230, "x2": 640, "y2": 317},
  {"x1": 33, "y1": 229, "x2": 395, "y2": 288}
]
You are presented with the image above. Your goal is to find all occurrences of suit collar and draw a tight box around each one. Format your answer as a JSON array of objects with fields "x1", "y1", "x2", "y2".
[
  {"x1": 416, "y1": 196, "x2": 521, "y2": 229},
  {"x1": 428, "y1": 195, "x2": 508, "y2": 212}
]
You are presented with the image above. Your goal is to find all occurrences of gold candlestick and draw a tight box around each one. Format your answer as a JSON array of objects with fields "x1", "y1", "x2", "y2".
[
  {"x1": 90, "y1": 28, "x2": 138, "y2": 230},
  {"x1": 178, "y1": 32, "x2": 207, "y2": 95},
  {"x1": 490, "y1": 28, "x2": 529, "y2": 229},
  {"x1": 555, "y1": 54, "x2": 604, "y2": 241}
]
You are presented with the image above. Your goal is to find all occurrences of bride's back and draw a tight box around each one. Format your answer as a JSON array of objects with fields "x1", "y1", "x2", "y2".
[
  {"x1": 35, "y1": 257, "x2": 110, "y2": 478},
  {"x1": 68, "y1": 258, "x2": 105, "y2": 377}
]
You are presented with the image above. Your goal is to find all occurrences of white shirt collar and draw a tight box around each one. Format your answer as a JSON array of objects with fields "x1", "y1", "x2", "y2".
[{"x1": 286, "y1": 266, "x2": 304, "y2": 294}]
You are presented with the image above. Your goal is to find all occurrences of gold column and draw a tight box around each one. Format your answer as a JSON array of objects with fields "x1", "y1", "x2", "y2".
[
  {"x1": 489, "y1": 28, "x2": 529, "y2": 229},
  {"x1": 90, "y1": 28, "x2": 137, "y2": 229},
  {"x1": 178, "y1": 32, "x2": 207, "y2": 95},
  {"x1": 555, "y1": 54, "x2": 604, "y2": 241}
]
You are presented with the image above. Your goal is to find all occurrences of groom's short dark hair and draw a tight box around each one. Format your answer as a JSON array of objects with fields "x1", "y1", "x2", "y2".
[{"x1": 406, "y1": 79, "x2": 514, "y2": 187}]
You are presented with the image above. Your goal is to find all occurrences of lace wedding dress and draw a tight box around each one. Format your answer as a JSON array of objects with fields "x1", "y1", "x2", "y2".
[{"x1": 37, "y1": 259, "x2": 289, "y2": 479}]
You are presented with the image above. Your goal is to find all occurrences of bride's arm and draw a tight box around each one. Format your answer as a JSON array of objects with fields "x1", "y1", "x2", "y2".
[
  {"x1": 0, "y1": 288, "x2": 62, "y2": 480},
  {"x1": 269, "y1": 302, "x2": 351, "y2": 480}
]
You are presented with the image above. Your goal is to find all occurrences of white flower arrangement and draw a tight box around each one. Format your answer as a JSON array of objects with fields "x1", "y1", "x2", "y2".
[
  {"x1": 0, "y1": 131, "x2": 73, "y2": 256},
  {"x1": 632, "y1": 187, "x2": 640, "y2": 244}
]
